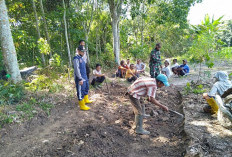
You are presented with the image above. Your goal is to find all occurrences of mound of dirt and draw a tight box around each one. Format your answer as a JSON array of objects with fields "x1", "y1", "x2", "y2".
[
  {"x1": 183, "y1": 93, "x2": 232, "y2": 157},
  {"x1": 0, "y1": 82, "x2": 188, "y2": 157}
]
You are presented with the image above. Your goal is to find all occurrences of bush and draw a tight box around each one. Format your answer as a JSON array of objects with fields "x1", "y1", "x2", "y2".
[
  {"x1": 0, "y1": 81, "x2": 25, "y2": 105},
  {"x1": 90, "y1": 43, "x2": 116, "y2": 70},
  {"x1": 129, "y1": 44, "x2": 150, "y2": 61},
  {"x1": 25, "y1": 74, "x2": 64, "y2": 93},
  {"x1": 183, "y1": 82, "x2": 206, "y2": 95}
]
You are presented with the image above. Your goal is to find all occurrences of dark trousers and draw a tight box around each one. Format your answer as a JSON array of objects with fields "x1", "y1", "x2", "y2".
[
  {"x1": 116, "y1": 69, "x2": 124, "y2": 78},
  {"x1": 178, "y1": 70, "x2": 186, "y2": 76},
  {"x1": 91, "y1": 76, "x2": 105, "y2": 86},
  {"x1": 86, "y1": 63, "x2": 90, "y2": 79},
  {"x1": 127, "y1": 76, "x2": 137, "y2": 82}
]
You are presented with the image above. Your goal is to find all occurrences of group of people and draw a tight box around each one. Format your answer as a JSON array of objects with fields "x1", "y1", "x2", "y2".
[
  {"x1": 149, "y1": 43, "x2": 190, "y2": 79},
  {"x1": 116, "y1": 59, "x2": 146, "y2": 83},
  {"x1": 73, "y1": 40, "x2": 171, "y2": 135},
  {"x1": 73, "y1": 41, "x2": 231, "y2": 136}
]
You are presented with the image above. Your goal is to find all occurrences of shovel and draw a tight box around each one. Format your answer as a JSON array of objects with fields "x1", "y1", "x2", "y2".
[
  {"x1": 169, "y1": 109, "x2": 184, "y2": 123},
  {"x1": 150, "y1": 109, "x2": 184, "y2": 123},
  {"x1": 104, "y1": 77, "x2": 110, "y2": 94}
]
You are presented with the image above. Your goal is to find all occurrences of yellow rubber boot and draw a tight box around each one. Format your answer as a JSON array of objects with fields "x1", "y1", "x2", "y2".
[
  {"x1": 206, "y1": 98, "x2": 219, "y2": 114},
  {"x1": 79, "y1": 99, "x2": 90, "y2": 111},
  {"x1": 84, "y1": 95, "x2": 93, "y2": 104}
]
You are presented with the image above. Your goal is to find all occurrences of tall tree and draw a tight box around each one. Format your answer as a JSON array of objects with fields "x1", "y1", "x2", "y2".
[
  {"x1": 75, "y1": 0, "x2": 95, "y2": 63},
  {"x1": 32, "y1": 0, "x2": 46, "y2": 65},
  {"x1": 39, "y1": 0, "x2": 52, "y2": 58},
  {"x1": 0, "y1": 0, "x2": 22, "y2": 83},
  {"x1": 63, "y1": 0, "x2": 72, "y2": 67},
  {"x1": 108, "y1": 0, "x2": 123, "y2": 65}
]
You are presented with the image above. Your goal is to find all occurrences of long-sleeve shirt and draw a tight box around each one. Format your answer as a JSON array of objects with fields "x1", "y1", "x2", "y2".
[
  {"x1": 73, "y1": 55, "x2": 87, "y2": 81},
  {"x1": 149, "y1": 49, "x2": 161, "y2": 68},
  {"x1": 180, "y1": 64, "x2": 190, "y2": 73},
  {"x1": 136, "y1": 63, "x2": 146, "y2": 71},
  {"x1": 208, "y1": 71, "x2": 232, "y2": 97}
]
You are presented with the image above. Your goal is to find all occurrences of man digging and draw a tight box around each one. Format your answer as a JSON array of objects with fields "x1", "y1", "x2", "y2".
[{"x1": 127, "y1": 74, "x2": 169, "y2": 135}]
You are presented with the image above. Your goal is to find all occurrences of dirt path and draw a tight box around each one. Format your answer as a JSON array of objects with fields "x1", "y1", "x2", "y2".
[{"x1": 0, "y1": 81, "x2": 187, "y2": 157}]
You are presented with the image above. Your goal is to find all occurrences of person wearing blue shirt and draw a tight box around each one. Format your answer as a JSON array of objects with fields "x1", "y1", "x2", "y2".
[
  {"x1": 177, "y1": 59, "x2": 189, "y2": 76},
  {"x1": 73, "y1": 45, "x2": 93, "y2": 111}
]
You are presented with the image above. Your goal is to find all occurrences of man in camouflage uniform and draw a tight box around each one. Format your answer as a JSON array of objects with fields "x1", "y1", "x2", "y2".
[{"x1": 149, "y1": 43, "x2": 162, "y2": 78}]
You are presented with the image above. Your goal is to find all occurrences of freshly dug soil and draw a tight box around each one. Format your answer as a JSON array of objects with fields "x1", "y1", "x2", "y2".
[{"x1": 0, "y1": 82, "x2": 188, "y2": 157}]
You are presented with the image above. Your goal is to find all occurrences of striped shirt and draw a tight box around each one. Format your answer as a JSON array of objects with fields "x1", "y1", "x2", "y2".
[{"x1": 128, "y1": 78, "x2": 157, "y2": 99}]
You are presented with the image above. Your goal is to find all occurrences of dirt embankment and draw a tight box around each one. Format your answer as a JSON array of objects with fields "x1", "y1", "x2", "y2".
[
  {"x1": 183, "y1": 93, "x2": 232, "y2": 157},
  {"x1": 0, "y1": 82, "x2": 188, "y2": 157}
]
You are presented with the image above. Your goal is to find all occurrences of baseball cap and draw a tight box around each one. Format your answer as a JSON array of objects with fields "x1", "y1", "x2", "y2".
[
  {"x1": 78, "y1": 45, "x2": 86, "y2": 52},
  {"x1": 156, "y1": 74, "x2": 170, "y2": 87}
]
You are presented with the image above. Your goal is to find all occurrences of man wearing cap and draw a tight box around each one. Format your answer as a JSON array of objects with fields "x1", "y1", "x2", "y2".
[
  {"x1": 176, "y1": 59, "x2": 190, "y2": 76},
  {"x1": 78, "y1": 40, "x2": 90, "y2": 79},
  {"x1": 149, "y1": 43, "x2": 162, "y2": 78},
  {"x1": 127, "y1": 74, "x2": 169, "y2": 135},
  {"x1": 73, "y1": 45, "x2": 93, "y2": 111}
]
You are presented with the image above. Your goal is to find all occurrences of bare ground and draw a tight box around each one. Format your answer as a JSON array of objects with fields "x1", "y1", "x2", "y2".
[
  {"x1": 0, "y1": 80, "x2": 187, "y2": 157},
  {"x1": 1, "y1": 63, "x2": 232, "y2": 157}
]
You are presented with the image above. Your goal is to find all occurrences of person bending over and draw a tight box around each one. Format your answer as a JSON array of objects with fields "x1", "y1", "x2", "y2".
[
  {"x1": 127, "y1": 74, "x2": 169, "y2": 135},
  {"x1": 203, "y1": 71, "x2": 232, "y2": 114}
]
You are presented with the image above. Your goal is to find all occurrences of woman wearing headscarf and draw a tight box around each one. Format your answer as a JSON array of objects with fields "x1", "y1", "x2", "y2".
[{"x1": 203, "y1": 71, "x2": 232, "y2": 114}]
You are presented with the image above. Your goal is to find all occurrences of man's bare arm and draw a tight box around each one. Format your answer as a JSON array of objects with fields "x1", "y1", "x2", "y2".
[{"x1": 149, "y1": 97, "x2": 168, "y2": 111}]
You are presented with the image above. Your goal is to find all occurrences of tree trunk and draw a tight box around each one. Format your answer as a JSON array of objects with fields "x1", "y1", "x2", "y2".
[
  {"x1": 198, "y1": 62, "x2": 202, "y2": 81},
  {"x1": 63, "y1": 0, "x2": 72, "y2": 67},
  {"x1": 32, "y1": 0, "x2": 45, "y2": 65},
  {"x1": 0, "y1": 0, "x2": 22, "y2": 83},
  {"x1": 112, "y1": 19, "x2": 120, "y2": 65},
  {"x1": 85, "y1": 34, "x2": 90, "y2": 63},
  {"x1": 141, "y1": 1, "x2": 145, "y2": 46},
  {"x1": 108, "y1": 0, "x2": 123, "y2": 65},
  {"x1": 39, "y1": 0, "x2": 52, "y2": 58}
]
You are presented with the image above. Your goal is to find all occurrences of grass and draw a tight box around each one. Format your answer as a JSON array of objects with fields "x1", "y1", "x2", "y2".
[{"x1": 0, "y1": 97, "x2": 54, "y2": 128}]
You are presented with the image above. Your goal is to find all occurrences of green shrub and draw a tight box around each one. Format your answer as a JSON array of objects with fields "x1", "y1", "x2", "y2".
[
  {"x1": 25, "y1": 75, "x2": 64, "y2": 93},
  {"x1": 39, "y1": 102, "x2": 54, "y2": 115},
  {"x1": 183, "y1": 82, "x2": 206, "y2": 95},
  {"x1": 90, "y1": 44, "x2": 116, "y2": 70},
  {"x1": 0, "y1": 81, "x2": 25, "y2": 105},
  {"x1": 129, "y1": 44, "x2": 150, "y2": 61},
  {"x1": 49, "y1": 53, "x2": 62, "y2": 68},
  {"x1": 0, "y1": 113, "x2": 15, "y2": 127},
  {"x1": 16, "y1": 102, "x2": 36, "y2": 119}
]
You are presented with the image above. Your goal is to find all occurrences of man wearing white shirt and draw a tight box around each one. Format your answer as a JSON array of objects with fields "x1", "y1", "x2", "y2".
[
  {"x1": 136, "y1": 59, "x2": 146, "y2": 74},
  {"x1": 162, "y1": 60, "x2": 172, "y2": 78},
  {"x1": 91, "y1": 64, "x2": 105, "y2": 87},
  {"x1": 171, "y1": 59, "x2": 179, "y2": 75}
]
